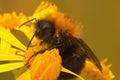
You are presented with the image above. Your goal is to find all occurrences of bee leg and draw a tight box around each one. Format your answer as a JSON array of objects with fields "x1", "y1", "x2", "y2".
[{"x1": 26, "y1": 44, "x2": 62, "y2": 66}]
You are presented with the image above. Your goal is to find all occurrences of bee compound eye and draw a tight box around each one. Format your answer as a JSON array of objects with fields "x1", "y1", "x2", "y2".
[{"x1": 42, "y1": 23, "x2": 50, "y2": 30}]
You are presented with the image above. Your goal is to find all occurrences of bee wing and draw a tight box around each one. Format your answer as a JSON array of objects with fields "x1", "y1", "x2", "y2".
[{"x1": 77, "y1": 39, "x2": 102, "y2": 71}]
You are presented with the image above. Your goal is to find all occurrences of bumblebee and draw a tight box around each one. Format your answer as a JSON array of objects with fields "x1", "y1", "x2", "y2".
[{"x1": 21, "y1": 12, "x2": 102, "y2": 79}]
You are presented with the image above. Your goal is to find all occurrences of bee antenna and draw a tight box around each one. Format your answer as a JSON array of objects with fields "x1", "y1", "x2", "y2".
[
  {"x1": 19, "y1": 18, "x2": 37, "y2": 28},
  {"x1": 27, "y1": 30, "x2": 39, "y2": 49}
]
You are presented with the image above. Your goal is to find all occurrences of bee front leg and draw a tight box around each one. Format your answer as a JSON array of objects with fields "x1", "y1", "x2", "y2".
[{"x1": 25, "y1": 44, "x2": 62, "y2": 67}]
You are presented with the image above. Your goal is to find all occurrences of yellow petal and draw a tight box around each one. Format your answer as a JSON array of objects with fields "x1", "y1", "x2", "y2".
[
  {"x1": 0, "y1": 62, "x2": 24, "y2": 73},
  {"x1": 0, "y1": 39, "x2": 11, "y2": 53},
  {"x1": 0, "y1": 26, "x2": 26, "y2": 51},
  {"x1": 61, "y1": 67, "x2": 84, "y2": 80},
  {"x1": 0, "y1": 54, "x2": 23, "y2": 61},
  {"x1": 34, "y1": 1, "x2": 55, "y2": 13},
  {"x1": 0, "y1": 47, "x2": 25, "y2": 61},
  {"x1": 16, "y1": 69, "x2": 31, "y2": 80},
  {"x1": 9, "y1": 47, "x2": 25, "y2": 55},
  {"x1": 31, "y1": 1, "x2": 57, "y2": 20}
]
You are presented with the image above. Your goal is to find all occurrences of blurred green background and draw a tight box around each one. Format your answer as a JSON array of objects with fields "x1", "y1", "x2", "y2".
[{"x1": 0, "y1": 0, "x2": 119, "y2": 80}]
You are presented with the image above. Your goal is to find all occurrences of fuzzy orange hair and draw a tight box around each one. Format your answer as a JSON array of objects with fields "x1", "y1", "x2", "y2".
[{"x1": 46, "y1": 12, "x2": 81, "y2": 38}]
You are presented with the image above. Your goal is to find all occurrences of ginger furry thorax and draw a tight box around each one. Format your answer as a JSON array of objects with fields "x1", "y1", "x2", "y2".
[{"x1": 45, "y1": 12, "x2": 81, "y2": 38}]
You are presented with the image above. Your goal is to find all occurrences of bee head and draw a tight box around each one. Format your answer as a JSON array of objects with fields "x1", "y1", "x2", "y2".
[{"x1": 35, "y1": 20, "x2": 55, "y2": 41}]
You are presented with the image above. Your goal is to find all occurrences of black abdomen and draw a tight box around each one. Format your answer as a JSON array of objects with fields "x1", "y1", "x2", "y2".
[{"x1": 52, "y1": 33, "x2": 86, "y2": 79}]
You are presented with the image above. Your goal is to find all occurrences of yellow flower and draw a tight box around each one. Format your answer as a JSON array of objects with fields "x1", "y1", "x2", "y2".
[
  {"x1": 0, "y1": 12, "x2": 26, "y2": 30},
  {"x1": 0, "y1": 1, "x2": 115, "y2": 80},
  {"x1": 17, "y1": 49, "x2": 62, "y2": 80},
  {"x1": 80, "y1": 59, "x2": 115, "y2": 80}
]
